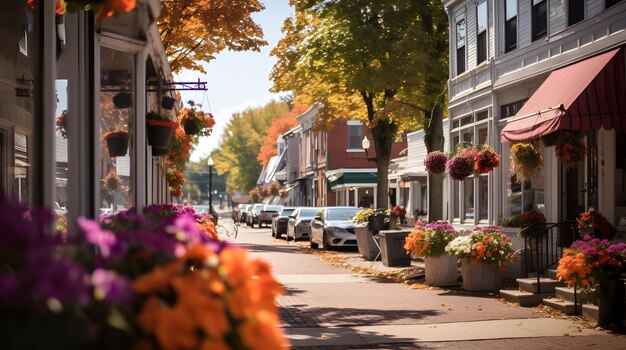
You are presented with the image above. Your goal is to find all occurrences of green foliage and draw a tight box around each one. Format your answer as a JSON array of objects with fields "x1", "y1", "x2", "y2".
[
  {"x1": 500, "y1": 214, "x2": 521, "y2": 228},
  {"x1": 213, "y1": 101, "x2": 290, "y2": 192},
  {"x1": 271, "y1": 0, "x2": 448, "y2": 208}
]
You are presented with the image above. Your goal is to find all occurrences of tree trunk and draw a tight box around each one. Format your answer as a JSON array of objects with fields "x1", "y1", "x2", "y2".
[
  {"x1": 372, "y1": 120, "x2": 397, "y2": 210},
  {"x1": 361, "y1": 91, "x2": 397, "y2": 210},
  {"x1": 424, "y1": 104, "x2": 444, "y2": 221}
]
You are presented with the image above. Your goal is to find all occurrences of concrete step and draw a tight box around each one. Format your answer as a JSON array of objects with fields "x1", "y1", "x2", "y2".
[
  {"x1": 542, "y1": 297, "x2": 577, "y2": 315},
  {"x1": 517, "y1": 278, "x2": 565, "y2": 293},
  {"x1": 548, "y1": 269, "x2": 558, "y2": 280},
  {"x1": 500, "y1": 289, "x2": 553, "y2": 307},
  {"x1": 554, "y1": 286, "x2": 589, "y2": 303},
  {"x1": 582, "y1": 303, "x2": 599, "y2": 323}
]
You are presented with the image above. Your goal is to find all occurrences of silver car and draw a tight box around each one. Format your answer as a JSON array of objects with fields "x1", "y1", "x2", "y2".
[
  {"x1": 286, "y1": 207, "x2": 320, "y2": 241},
  {"x1": 310, "y1": 207, "x2": 360, "y2": 249}
]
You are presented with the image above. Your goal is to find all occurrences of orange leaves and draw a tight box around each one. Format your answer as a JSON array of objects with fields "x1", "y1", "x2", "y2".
[
  {"x1": 159, "y1": 0, "x2": 267, "y2": 73},
  {"x1": 257, "y1": 103, "x2": 307, "y2": 165}
]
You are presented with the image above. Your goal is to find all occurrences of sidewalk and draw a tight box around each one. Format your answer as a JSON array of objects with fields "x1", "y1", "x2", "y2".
[{"x1": 282, "y1": 242, "x2": 626, "y2": 348}]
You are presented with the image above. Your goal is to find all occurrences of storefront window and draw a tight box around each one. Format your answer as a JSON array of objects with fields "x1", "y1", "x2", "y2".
[
  {"x1": 100, "y1": 47, "x2": 135, "y2": 213},
  {"x1": 358, "y1": 187, "x2": 374, "y2": 208},
  {"x1": 450, "y1": 111, "x2": 490, "y2": 223},
  {"x1": 506, "y1": 143, "x2": 545, "y2": 216},
  {"x1": 478, "y1": 175, "x2": 488, "y2": 221},
  {"x1": 0, "y1": 2, "x2": 40, "y2": 205},
  {"x1": 348, "y1": 187, "x2": 355, "y2": 206},
  {"x1": 55, "y1": 80, "x2": 68, "y2": 216}
]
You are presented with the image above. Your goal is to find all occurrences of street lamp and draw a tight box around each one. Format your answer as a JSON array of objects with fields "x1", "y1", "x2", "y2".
[
  {"x1": 361, "y1": 136, "x2": 376, "y2": 162},
  {"x1": 207, "y1": 156, "x2": 214, "y2": 210}
]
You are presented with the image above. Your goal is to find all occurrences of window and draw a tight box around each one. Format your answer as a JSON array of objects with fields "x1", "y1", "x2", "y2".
[
  {"x1": 568, "y1": 0, "x2": 585, "y2": 26},
  {"x1": 532, "y1": 0, "x2": 547, "y2": 41},
  {"x1": 505, "y1": 143, "x2": 546, "y2": 217},
  {"x1": 450, "y1": 112, "x2": 490, "y2": 224},
  {"x1": 348, "y1": 124, "x2": 362, "y2": 149},
  {"x1": 505, "y1": 0, "x2": 517, "y2": 53},
  {"x1": 456, "y1": 18, "x2": 466, "y2": 75},
  {"x1": 100, "y1": 47, "x2": 135, "y2": 213},
  {"x1": 606, "y1": 0, "x2": 624, "y2": 9},
  {"x1": 476, "y1": 1, "x2": 488, "y2": 64}
]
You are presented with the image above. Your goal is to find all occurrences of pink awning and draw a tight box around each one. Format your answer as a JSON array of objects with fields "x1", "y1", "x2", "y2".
[{"x1": 501, "y1": 48, "x2": 626, "y2": 142}]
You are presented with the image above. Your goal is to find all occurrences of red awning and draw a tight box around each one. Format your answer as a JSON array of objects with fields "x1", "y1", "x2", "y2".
[{"x1": 501, "y1": 48, "x2": 626, "y2": 142}]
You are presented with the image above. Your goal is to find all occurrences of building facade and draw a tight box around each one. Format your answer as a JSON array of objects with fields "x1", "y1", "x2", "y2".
[
  {"x1": 3, "y1": 1, "x2": 178, "y2": 226},
  {"x1": 443, "y1": 0, "x2": 626, "y2": 230}
]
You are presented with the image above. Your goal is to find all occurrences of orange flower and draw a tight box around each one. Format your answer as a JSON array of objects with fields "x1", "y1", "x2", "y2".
[{"x1": 96, "y1": 0, "x2": 137, "y2": 22}]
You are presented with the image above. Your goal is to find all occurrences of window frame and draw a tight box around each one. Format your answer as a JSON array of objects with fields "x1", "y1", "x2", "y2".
[
  {"x1": 504, "y1": 0, "x2": 517, "y2": 53},
  {"x1": 455, "y1": 15, "x2": 466, "y2": 75},
  {"x1": 531, "y1": 0, "x2": 548, "y2": 41},
  {"x1": 347, "y1": 121, "x2": 363, "y2": 150},
  {"x1": 476, "y1": 1, "x2": 488, "y2": 65},
  {"x1": 568, "y1": 0, "x2": 585, "y2": 26},
  {"x1": 449, "y1": 109, "x2": 491, "y2": 224}
]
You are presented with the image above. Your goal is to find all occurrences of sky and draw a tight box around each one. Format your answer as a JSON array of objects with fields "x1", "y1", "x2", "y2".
[{"x1": 176, "y1": 0, "x2": 294, "y2": 162}]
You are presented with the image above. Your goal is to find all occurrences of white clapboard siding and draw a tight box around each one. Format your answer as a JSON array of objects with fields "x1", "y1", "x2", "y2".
[
  {"x1": 467, "y1": 2, "x2": 477, "y2": 70},
  {"x1": 518, "y1": 0, "x2": 532, "y2": 48}
]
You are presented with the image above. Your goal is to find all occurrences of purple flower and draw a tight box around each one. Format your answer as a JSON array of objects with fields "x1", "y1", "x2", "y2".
[
  {"x1": 32, "y1": 255, "x2": 90, "y2": 306},
  {"x1": 447, "y1": 154, "x2": 475, "y2": 180},
  {"x1": 91, "y1": 269, "x2": 132, "y2": 305},
  {"x1": 79, "y1": 218, "x2": 117, "y2": 258},
  {"x1": 166, "y1": 215, "x2": 203, "y2": 244},
  {"x1": 424, "y1": 151, "x2": 448, "y2": 175}
]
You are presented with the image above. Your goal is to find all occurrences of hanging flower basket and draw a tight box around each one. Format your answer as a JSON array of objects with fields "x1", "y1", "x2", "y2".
[
  {"x1": 510, "y1": 142, "x2": 543, "y2": 183},
  {"x1": 183, "y1": 118, "x2": 199, "y2": 135},
  {"x1": 474, "y1": 145, "x2": 500, "y2": 174},
  {"x1": 146, "y1": 116, "x2": 178, "y2": 148},
  {"x1": 102, "y1": 170, "x2": 121, "y2": 193},
  {"x1": 103, "y1": 130, "x2": 129, "y2": 157},
  {"x1": 56, "y1": 110, "x2": 68, "y2": 139},
  {"x1": 424, "y1": 151, "x2": 448, "y2": 175},
  {"x1": 554, "y1": 130, "x2": 586, "y2": 168},
  {"x1": 447, "y1": 148, "x2": 477, "y2": 181},
  {"x1": 112, "y1": 92, "x2": 132, "y2": 109}
]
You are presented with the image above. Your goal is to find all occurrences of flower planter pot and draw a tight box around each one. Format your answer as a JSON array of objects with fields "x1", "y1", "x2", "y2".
[
  {"x1": 460, "y1": 260, "x2": 502, "y2": 292},
  {"x1": 105, "y1": 133, "x2": 129, "y2": 157},
  {"x1": 355, "y1": 225, "x2": 380, "y2": 261},
  {"x1": 379, "y1": 230, "x2": 411, "y2": 267},
  {"x1": 597, "y1": 276, "x2": 625, "y2": 327},
  {"x1": 113, "y1": 92, "x2": 132, "y2": 109},
  {"x1": 425, "y1": 254, "x2": 458, "y2": 287},
  {"x1": 369, "y1": 212, "x2": 388, "y2": 235},
  {"x1": 151, "y1": 146, "x2": 169, "y2": 157},
  {"x1": 183, "y1": 119, "x2": 199, "y2": 135},
  {"x1": 161, "y1": 96, "x2": 176, "y2": 110},
  {"x1": 146, "y1": 123, "x2": 174, "y2": 148}
]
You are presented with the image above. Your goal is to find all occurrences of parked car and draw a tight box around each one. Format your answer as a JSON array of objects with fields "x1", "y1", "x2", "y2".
[
  {"x1": 286, "y1": 207, "x2": 320, "y2": 241},
  {"x1": 240, "y1": 204, "x2": 253, "y2": 224},
  {"x1": 247, "y1": 203, "x2": 265, "y2": 227},
  {"x1": 310, "y1": 207, "x2": 360, "y2": 250},
  {"x1": 258, "y1": 204, "x2": 283, "y2": 228},
  {"x1": 272, "y1": 207, "x2": 296, "y2": 238},
  {"x1": 233, "y1": 203, "x2": 247, "y2": 222}
]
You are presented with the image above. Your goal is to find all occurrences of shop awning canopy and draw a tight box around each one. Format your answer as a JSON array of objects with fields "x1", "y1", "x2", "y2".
[{"x1": 501, "y1": 48, "x2": 626, "y2": 142}]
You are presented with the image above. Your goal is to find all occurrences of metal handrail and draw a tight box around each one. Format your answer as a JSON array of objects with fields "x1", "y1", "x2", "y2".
[{"x1": 522, "y1": 221, "x2": 578, "y2": 294}]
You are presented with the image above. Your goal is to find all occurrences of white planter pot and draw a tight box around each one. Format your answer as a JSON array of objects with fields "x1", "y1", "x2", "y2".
[
  {"x1": 460, "y1": 260, "x2": 503, "y2": 292},
  {"x1": 425, "y1": 254, "x2": 458, "y2": 287}
]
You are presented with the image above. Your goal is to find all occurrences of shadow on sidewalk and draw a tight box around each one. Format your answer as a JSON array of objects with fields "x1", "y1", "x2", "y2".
[{"x1": 280, "y1": 304, "x2": 440, "y2": 328}]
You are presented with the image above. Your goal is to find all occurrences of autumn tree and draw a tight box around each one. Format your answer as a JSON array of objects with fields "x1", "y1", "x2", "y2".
[
  {"x1": 213, "y1": 101, "x2": 290, "y2": 192},
  {"x1": 159, "y1": 0, "x2": 267, "y2": 72},
  {"x1": 271, "y1": 1, "x2": 448, "y2": 213},
  {"x1": 257, "y1": 103, "x2": 308, "y2": 165}
]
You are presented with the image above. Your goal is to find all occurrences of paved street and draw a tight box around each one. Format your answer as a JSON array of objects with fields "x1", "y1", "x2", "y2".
[{"x1": 219, "y1": 218, "x2": 626, "y2": 349}]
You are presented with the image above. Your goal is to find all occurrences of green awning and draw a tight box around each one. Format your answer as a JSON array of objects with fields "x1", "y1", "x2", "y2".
[{"x1": 329, "y1": 172, "x2": 377, "y2": 188}]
